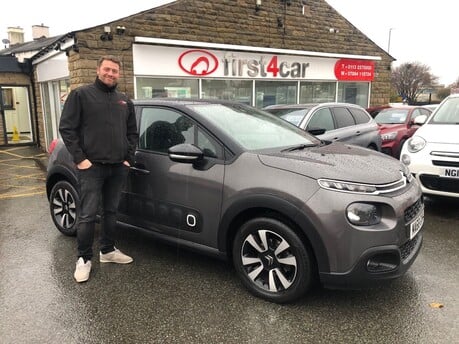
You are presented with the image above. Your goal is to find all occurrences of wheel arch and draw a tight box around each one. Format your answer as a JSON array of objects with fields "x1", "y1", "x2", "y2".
[
  {"x1": 46, "y1": 165, "x2": 78, "y2": 200},
  {"x1": 218, "y1": 195, "x2": 330, "y2": 272}
]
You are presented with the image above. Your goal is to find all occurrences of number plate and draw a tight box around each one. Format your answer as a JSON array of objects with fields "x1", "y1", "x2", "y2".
[
  {"x1": 409, "y1": 208, "x2": 424, "y2": 240},
  {"x1": 442, "y1": 168, "x2": 459, "y2": 179}
]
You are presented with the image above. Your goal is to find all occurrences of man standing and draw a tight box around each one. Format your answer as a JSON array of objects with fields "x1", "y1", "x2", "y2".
[{"x1": 59, "y1": 55, "x2": 138, "y2": 283}]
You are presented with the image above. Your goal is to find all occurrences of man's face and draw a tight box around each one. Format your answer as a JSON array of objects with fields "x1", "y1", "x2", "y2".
[{"x1": 97, "y1": 60, "x2": 120, "y2": 87}]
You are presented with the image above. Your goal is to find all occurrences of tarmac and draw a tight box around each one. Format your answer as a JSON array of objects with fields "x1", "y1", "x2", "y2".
[{"x1": 0, "y1": 144, "x2": 49, "y2": 172}]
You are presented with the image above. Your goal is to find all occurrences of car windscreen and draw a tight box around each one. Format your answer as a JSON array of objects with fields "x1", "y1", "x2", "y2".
[
  {"x1": 374, "y1": 109, "x2": 409, "y2": 124},
  {"x1": 429, "y1": 97, "x2": 459, "y2": 124},
  {"x1": 187, "y1": 103, "x2": 319, "y2": 150}
]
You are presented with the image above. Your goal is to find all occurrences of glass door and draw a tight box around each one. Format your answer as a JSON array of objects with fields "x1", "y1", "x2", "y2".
[{"x1": 1, "y1": 86, "x2": 33, "y2": 144}]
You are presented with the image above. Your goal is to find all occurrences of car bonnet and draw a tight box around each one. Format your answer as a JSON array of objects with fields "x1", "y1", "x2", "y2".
[{"x1": 258, "y1": 143, "x2": 404, "y2": 184}]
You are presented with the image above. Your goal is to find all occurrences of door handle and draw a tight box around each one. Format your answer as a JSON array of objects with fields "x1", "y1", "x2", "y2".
[{"x1": 130, "y1": 166, "x2": 150, "y2": 175}]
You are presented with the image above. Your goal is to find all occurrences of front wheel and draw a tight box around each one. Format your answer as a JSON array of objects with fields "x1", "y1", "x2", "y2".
[
  {"x1": 232, "y1": 217, "x2": 313, "y2": 303},
  {"x1": 49, "y1": 180, "x2": 79, "y2": 236}
]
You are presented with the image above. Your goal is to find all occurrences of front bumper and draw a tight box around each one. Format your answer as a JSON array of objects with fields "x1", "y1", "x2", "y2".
[{"x1": 319, "y1": 232, "x2": 422, "y2": 289}]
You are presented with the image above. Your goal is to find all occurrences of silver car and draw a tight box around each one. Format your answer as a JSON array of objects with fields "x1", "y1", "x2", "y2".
[
  {"x1": 47, "y1": 99, "x2": 422, "y2": 303},
  {"x1": 264, "y1": 102, "x2": 382, "y2": 151}
]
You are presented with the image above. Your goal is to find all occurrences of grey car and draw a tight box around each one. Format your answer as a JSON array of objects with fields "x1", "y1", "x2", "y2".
[
  {"x1": 46, "y1": 99, "x2": 423, "y2": 303},
  {"x1": 263, "y1": 102, "x2": 382, "y2": 151}
]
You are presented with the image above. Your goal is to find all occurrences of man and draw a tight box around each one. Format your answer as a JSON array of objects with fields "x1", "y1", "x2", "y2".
[{"x1": 59, "y1": 55, "x2": 138, "y2": 283}]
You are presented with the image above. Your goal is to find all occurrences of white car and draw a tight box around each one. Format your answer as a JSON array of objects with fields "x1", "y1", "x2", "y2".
[{"x1": 400, "y1": 94, "x2": 459, "y2": 198}]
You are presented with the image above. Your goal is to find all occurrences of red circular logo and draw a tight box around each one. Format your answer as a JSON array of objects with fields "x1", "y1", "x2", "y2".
[{"x1": 178, "y1": 49, "x2": 219, "y2": 76}]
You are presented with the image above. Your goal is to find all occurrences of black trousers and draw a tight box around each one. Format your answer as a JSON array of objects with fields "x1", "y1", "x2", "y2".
[{"x1": 76, "y1": 163, "x2": 129, "y2": 261}]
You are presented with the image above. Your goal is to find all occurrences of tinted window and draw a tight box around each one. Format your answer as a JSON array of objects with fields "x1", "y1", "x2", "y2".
[
  {"x1": 332, "y1": 107, "x2": 356, "y2": 128},
  {"x1": 307, "y1": 108, "x2": 335, "y2": 131},
  {"x1": 138, "y1": 107, "x2": 222, "y2": 158},
  {"x1": 349, "y1": 107, "x2": 370, "y2": 124}
]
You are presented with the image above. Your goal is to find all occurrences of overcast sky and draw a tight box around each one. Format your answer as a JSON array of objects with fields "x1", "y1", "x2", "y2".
[{"x1": 1, "y1": 0, "x2": 455, "y2": 85}]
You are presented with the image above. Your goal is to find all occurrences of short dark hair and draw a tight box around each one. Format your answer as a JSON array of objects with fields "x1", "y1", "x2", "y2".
[{"x1": 98, "y1": 55, "x2": 122, "y2": 68}]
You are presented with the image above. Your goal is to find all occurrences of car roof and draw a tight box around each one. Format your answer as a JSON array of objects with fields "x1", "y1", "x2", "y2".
[
  {"x1": 132, "y1": 98, "x2": 241, "y2": 106},
  {"x1": 263, "y1": 102, "x2": 366, "y2": 110}
]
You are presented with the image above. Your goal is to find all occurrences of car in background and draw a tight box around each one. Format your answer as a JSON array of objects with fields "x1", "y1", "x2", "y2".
[
  {"x1": 374, "y1": 106, "x2": 432, "y2": 158},
  {"x1": 263, "y1": 103, "x2": 382, "y2": 151},
  {"x1": 401, "y1": 94, "x2": 459, "y2": 198},
  {"x1": 366, "y1": 104, "x2": 391, "y2": 118},
  {"x1": 46, "y1": 99, "x2": 423, "y2": 303}
]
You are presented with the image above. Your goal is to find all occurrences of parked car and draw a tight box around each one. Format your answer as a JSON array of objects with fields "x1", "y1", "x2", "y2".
[
  {"x1": 374, "y1": 106, "x2": 432, "y2": 158},
  {"x1": 46, "y1": 99, "x2": 424, "y2": 303},
  {"x1": 401, "y1": 94, "x2": 459, "y2": 198},
  {"x1": 263, "y1": 103, "x2": 382, "y2": 151},
  {"x1": 366, "y1": 104, "x2": 391, "y2": 118}
]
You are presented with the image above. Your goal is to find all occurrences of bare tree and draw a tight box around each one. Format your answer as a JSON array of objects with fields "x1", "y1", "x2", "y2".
[{"x1": 391, "y1": 62, "x2": 438, "y2": 104}]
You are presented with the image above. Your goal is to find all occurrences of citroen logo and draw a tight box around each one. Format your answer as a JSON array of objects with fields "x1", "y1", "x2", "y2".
[{"x1": 265, "y1": 254, "x2": 274, "y2": 266}]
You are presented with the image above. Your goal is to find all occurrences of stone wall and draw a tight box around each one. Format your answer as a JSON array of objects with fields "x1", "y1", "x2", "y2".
[{"x1": 65, "y1": 0, "x2": 392, "y2": 104}]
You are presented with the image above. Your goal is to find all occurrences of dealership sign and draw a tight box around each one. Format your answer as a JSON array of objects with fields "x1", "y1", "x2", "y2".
[
  {"x1": 334, "y1": 59, "x2": 375, "y2": 81},
  {"x1": 134, "y1": 44, "x2": 376, "y2": 81}
]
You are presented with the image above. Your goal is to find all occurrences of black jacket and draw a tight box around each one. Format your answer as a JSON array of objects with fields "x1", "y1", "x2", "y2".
[{"x1": 59, "y1": 78, "x2": 138, "y2": 165}]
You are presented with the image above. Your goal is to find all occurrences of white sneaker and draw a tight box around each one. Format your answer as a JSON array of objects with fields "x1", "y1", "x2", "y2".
[
  {"x1": 74, "y1": 257, "x2": 91, "y2": 282},
  {"x1": 100, "y1": 248, "x2": 133, "y2": 264}
]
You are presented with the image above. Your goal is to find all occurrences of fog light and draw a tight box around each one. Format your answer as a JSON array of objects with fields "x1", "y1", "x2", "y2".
[
  {"x1": 346, "y1": 203, "x2": 381, "y2": 226},
  {"x1": 366, "y1": 253, "x2": 399, "y2": 272},
  {"x1": 401, "y1": 154, "x2": 411, "y2": 165}
]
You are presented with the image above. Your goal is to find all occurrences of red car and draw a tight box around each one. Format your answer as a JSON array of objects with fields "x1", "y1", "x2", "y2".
[{"x1": 374, "y1": 106, "x2": 432, "y2": 158}]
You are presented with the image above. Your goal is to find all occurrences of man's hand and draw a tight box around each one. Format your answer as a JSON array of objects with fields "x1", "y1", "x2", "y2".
[
  {"x1": 77, "y1": 159, "x2": 92, "y2": 170},
  {"x1": 123, "y1": 161, "x2": 130, "y2": 167}
]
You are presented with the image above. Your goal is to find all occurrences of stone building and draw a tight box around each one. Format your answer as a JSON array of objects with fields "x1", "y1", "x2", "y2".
[{"x1": 0, "y1": 0, "x2": 393, "y2": 149}]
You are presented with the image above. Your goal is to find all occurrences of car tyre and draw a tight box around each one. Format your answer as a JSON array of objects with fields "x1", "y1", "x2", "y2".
[
  {"x1": 232, "y1": 217, "x2": 313, "y2": 303},
  {"x1": 49, "y1": 180, "x2": 79, "y2": 236}
]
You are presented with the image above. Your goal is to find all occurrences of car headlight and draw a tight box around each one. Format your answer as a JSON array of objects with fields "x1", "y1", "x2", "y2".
[
  {"x1": 318, "y1": 179, "x2": 377, "y2": 194},
  {"x1": 346, "y1": 203, "x2": 381, "y2": 226},
  {"x1": 381, "y1": 131, "x2": 397, "y2": 141},
  {"x1": 407, "y1": 136, "x2": 426, "y2": 153}
]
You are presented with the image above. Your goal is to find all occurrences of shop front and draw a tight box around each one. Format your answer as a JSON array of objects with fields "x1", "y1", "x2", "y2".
[{"x1": 133, "y1": 38, "x2": 379, "y2": 109}]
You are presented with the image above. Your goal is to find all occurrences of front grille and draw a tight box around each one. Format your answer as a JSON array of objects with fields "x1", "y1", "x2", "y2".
[
  {"x1": 432, "y1": 160, "x2": 459, "y2": 168},
  {"x1": 404, "y1": 197, "x2": 423, "y2": 224},
  {"x1": 400, "y1": 235, "x2": 419, "y2": 261},
  {"x1": 419, "y1": 174, "x2": 459, "y2": 193}
]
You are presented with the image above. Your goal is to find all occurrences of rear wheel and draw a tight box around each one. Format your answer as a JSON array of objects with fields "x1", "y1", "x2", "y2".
[
  {"x1": 49, "y1": 180, "x2": 79, "y2": 236},
  {"x1": 232, "y1": 217, "x2": 313, "y2": 303}
]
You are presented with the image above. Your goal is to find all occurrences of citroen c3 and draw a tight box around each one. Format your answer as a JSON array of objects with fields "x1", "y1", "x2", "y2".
[{"x1": 46, "y1": 99, "x2": 424, "y2": 303}]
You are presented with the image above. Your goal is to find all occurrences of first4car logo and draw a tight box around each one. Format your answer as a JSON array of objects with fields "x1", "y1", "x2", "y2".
[
  {"x1": 178, "y1": 49, "x2": 310, "y2": 78},
  {"x1": 178, "y1": 49, "x2": 219, "y2": 76}
]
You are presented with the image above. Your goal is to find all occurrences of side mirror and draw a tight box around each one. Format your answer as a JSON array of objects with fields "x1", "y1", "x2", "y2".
[
  {"x1": 168, "y1": 143, "x2": 203, "y2": 163},
  {"x1": 307, "y1": 127, "x2": 326, "y2": 135}
]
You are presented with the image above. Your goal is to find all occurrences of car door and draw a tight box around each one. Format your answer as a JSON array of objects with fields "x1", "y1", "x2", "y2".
[
  {"x1": 119, "y1": 105, "x2": 225, "y2": 248},
  {"x1": 304, "y1": 107, "x2": 337, "y2": 141},
  {"x1": 325, "y1": 106, "x2": 357, "y2": 144}
]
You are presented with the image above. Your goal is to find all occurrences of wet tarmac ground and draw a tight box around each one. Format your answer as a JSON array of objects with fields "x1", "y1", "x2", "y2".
[{"x1": 0, "y1": 145, "x2": 458, "y2": 344}]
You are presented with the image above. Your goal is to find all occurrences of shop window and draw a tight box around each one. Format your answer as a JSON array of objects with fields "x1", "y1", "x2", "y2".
[
  {"x1": 255, "y1": 81, "x2": 297, "y2": 108},
  {"x1": 299, "y1": 82, "x2": 336, "y2": 103},
  {"x1": 201, "y1": 79, "x2": 252, "y2": 104},
  {"x1": 1, "y1": 88, "x2": 14, "y2": 109},
  {"x1": 135, "y1": 77, "x2": 199, "y2": 99},
  {"x1": 337, "y1": 82, "x2": 370, "y2": 108}
]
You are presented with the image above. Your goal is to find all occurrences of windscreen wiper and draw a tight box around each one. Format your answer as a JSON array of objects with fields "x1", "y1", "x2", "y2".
[{"x1": 282, "y1": 143, "x2": 316, "y2": 152}]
